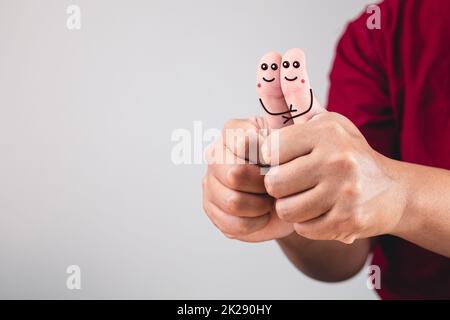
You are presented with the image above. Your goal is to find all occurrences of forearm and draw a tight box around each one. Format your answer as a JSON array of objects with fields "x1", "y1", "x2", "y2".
[
  {"x1": 391, "y1": 160, "x2": 450, "y2": 258},
  {"x1": 277, "y1": 234, "x2": 371, "y2": 282}
]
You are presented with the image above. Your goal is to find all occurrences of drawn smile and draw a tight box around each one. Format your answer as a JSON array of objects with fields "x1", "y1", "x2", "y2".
[
  {"x1": 259, "y1": 99, "x2": 296, "y2": 116},
  {"x1": 284, "y1": 76, "x2": 298, "y2": 81},
  {"x1": 259, "y1": 89, "x2": 314, "y2": 124},
  {"x1": 263, "y1": 77, "x2": 275, "y2": 83},
  {"x1": 259, "y1": 88, "x2": 314, "y2": 126}
]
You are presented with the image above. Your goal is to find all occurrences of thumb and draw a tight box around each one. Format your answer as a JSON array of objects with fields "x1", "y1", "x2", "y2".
[
  {"x1": 280, "y1": 48, "x2": 325, "y2": 124},
  {"x1": 256, "y1": 52, "x2": 294, "y2": 129}
]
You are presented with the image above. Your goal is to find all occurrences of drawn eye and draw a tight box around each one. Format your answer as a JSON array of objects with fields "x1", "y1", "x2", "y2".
[
  {"x1": 271, "y1": 63, "x2": 278, "y2": 71},
  {"x1": 282, "y1": 61, "x2": 290, "y2": 68},
  {"x1": 293, "y1": 61, "x2": 300, "y2": 68},
  {"x1": 261, "y1": 63, "x2": 268, "y2": 71}
]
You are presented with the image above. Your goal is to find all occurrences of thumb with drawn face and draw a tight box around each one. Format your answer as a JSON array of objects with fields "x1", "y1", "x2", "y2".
[
  {"x1": 256, "y1": 52, "x2": 293, "y2": 129},
  {"x1": 229, "y1": 51, "x2": 297, "y2": 242},
  {"x1": 280, "y1": 48, "x2": 325, "y2": 124},
  {"x1": 245, "y1": 49, "x2": 326, "y2": 242}
]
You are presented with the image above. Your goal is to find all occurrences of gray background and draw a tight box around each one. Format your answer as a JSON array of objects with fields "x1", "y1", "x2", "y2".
[{"x1": 0, "y1": 0, "x2": 377, "y2": 299}]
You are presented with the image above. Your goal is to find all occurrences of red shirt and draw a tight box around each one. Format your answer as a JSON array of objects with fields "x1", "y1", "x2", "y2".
[{"x1": 327, "y1": 0, "x2": 450, "y2": 299}]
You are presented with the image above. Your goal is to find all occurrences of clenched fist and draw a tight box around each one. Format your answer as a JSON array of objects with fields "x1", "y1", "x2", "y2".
[
  {"x1": 202, "y1": 48, "x2": 325, "y2": 242},
  {"x1": 262, "y1": 111, "x2": 406, "y2": 244},
  {"x1": 202, "y1": 117, "x2": 294, "y2": 242}
]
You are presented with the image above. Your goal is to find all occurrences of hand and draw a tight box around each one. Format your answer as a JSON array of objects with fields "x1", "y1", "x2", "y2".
[
  {"x1": 202, "y1": 48, "x2": 325, "y2": 242},
  {"x1": 202, "y1": 117, "x2": 294, "y2": 242},
  {"x1": 262, "y1": 112, "x2": 407, "y2": 244}
]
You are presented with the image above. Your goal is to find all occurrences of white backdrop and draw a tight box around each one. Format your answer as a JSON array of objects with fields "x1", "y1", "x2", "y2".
[{"x1": 0, "y1": 0, "x2": 377, "y2": 299}]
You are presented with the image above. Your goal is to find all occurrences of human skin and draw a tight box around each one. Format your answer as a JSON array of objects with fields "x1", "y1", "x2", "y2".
[
  {"x1": 203, "y1": 49, "x2": 371, "y2": 280},
  {"x1": 202, "y1": 48, "x2": 450, "y2": 282},
  {"x1": 256, "y1": 52, "x2": 293, "y2": 129},
  {"x1": 263, "y1": 110, "x2": 450, "y2": 258},
  {"x1": 203, "y1": 50, "x2": 325, "y2": 243},
  {"x1": 203, "y1": 116, "x2": 373, "y2": 280}
]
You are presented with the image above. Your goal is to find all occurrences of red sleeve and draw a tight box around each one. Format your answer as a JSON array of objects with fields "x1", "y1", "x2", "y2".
[{"x1": 327, "y1": 6, "x2": 399, "y2": 159}]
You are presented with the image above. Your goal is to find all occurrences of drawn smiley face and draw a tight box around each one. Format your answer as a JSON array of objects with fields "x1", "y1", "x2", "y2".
[
  {"x1": 280, "y1": 48, "x2": 313, "y2": 120},
  {"x1": 282, "y1": 60, "x2": 302, "y2": 82},
  {"x1": 256, "y1": 52, "x2": 282, "y2": 94},
  {"x1": 256, "y1": 52, "x2": 294, "y2": 120},
  {"x1": 282, "y1": 60, "x2": 307, "y2": 85},
  {"x1": 261, "y1": 62, "x2": 278, "y2": 83}
]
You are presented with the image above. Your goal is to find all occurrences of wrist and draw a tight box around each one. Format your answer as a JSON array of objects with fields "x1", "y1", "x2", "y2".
[{"x1": 386, "y1": 159, "x2": 417, "y2": 238}]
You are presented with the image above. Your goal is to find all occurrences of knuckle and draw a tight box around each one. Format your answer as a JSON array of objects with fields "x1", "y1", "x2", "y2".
[
  {"x1": 264, "y1": 174, "x2": 281, "y2": 198},
  {"x1": 226, "y1": 165, "x2": 245, "y2": 189},
  {"x1": 235, "y1": 221, "x2": 253, "y2": 236},
  {"x1": 341, "y1": 182, "x2": 361, "y2": 201},
  {"x1": 224, "y1": 191, "x2": 244, "y2": 214},
  {"x1": 322, "y1": 120, "x2": 344, "y2": 136},
  {"x1": 275, "y1": 200, "x2": 295, "y2": 222},
  {"x1": 328, "y1": 152, "x2": 358, "y2": 173},
  {"x1": 227, "y1": 218, "x2": 254, "y2": 236}
]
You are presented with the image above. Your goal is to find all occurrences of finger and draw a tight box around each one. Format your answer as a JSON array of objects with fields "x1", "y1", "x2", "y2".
[
  {"x1": 204, "y1": 200, "x2": 270, "y2": 237},
  {"x1": 231, "y1": 211, "x2": 295, "y2": 242},
  {"x1": 280, "y1": 48, "x2": 325, "y2": 124},
  {"x1": 256, "y1": 52, "x2": 293, "y2": 129},
  {"x1": 293, "y1": 211, "x2": 336, "y2": 241},
  {"x1": 209, "y1": 152, "x2": 266, "y2": 195},
  {"x1": 265, "y1": 153, "x2": 321, "y2": 198},
  {"x1": 275, "y1": 183, "x2": 334, "y2": 223},
  {"x1": 222, "y1": 118, "x2": 263, "y2": 164},
  {"x1": 206, "y1": 140, "x2": 266, "y2": 193},
  {"x1": 263, "y1": 112, "x2": 355, "y2": 165},
  {"x1": 208, "y1": 173, "x2": 274, "y2": 218},
  {"x1": 261, "y1": 120, "x2": 318, "y2": 165}
]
